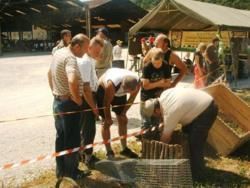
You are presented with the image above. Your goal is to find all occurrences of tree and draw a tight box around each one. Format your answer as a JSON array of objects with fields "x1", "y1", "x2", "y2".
[
  {"x1": 198, "y1": 0, "x2": 250, "y2": 10},
  {"x1": 131, "y1": 0, "x2": 161, "y2": 10}
]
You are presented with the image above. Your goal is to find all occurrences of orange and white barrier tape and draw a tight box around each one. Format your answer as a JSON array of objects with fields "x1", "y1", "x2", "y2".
[
  {"x1": 0, "y1": 65, "x2": 223, "y2": 124},
  {"x1": 0, "y1": 102, "x2": 143, "y2": 124},
  {"x1": 0, "y1": 124, "x2": 163, "y2": 171},
  {"x1": 0, "y1": 65, "x2": 223, "y2": 170}
]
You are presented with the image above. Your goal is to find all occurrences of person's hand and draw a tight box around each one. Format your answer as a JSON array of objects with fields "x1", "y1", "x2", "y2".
[
  {"x1": 160, "y1": 132, "x2": 172, "y2": 143},
  {"x1": 104, "y1": 118, "x2": 113, "y2": 127},
  {"x1": 92, "y1": 108, "x2": 99, "y2": 117},
  {"x1": 170, "y1": 81, "x2": 177, "y2": 88},
  {"x1": 164, "y1": 79, "x2": 171, "y2": 88},
  {"x1": 72, "y1": 97, "x2": 82, "y2": 106}
]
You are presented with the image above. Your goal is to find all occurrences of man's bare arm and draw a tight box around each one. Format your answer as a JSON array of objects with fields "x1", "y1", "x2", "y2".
[
  {"x1": 83, "y1": 83, "x2": 98, "y2": 115},
  {"x1": 68, "y1": 72, "x2": 82, "y2": 105},
  {"x1": 142, "y1": 78, "x2": 171, "y2": 90},
  {"x1": 143, "y1": 48, "x2": 153, "y2": 64},
  {"x1": 47, "y1": 68, "x2": 53, "y2": 92},
  {"x1": 170, "y1": 53, "x2": 187, "y2": 87},
  {"x1": 122, "y1": 84, "x2": 140, "y2": 114}
]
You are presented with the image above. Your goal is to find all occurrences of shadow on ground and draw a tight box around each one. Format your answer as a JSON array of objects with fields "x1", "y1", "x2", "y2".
[
  {"x1": 127, "y1": 118, "x2": 141, "y2": 129},
  {"x1": 194, "y1": 167, "x2": 250, "y2": 187},
  {"x1": 112, "y1": 117, "x2": 141, "y2": 130},
  {"x1": 0, "y1": 52, "x2": 50, "y2": 58},
  {"x1": 231, "y1": 140, "x2": 250, "y2": 161}
]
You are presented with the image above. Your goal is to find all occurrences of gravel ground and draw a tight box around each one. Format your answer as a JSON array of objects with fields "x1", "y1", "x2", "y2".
[
  {"x1": 0, "y1": 50, "x2": 210, "y2": 187},
  {"x1": 0, "y1": 51, "x2": 144, "y2": 187}
]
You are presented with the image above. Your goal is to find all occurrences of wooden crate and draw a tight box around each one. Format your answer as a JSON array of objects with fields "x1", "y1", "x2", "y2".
[
  {"x1": 204, "y1": 84, "x2": 250, "y2": 156},
  {"x1": 141, "y1": 139, "x2": 184, "y2": 159}
]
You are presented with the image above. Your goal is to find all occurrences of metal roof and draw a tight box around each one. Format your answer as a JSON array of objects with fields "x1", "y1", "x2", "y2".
[
  {"x1": 0, "y1": 0, "x2": 146, "y2": 32},
  {"x1": 129, "y1": 0, "x2": 250, "y2": 36}
]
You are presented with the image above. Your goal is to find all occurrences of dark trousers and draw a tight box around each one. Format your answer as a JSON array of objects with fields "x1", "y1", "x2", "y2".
[
  {"x1": 182, "y1": 101, "x2": 218, "y2": 179},
  {"x1": 207, "y1": 63, "x2": 219, "y2": 84},
  {"x1": 80, "y1": 98, "x2": 96, "y2": 155},
  {"x1": 53, "y1": 98, "x2": 81, "y2": 179}
]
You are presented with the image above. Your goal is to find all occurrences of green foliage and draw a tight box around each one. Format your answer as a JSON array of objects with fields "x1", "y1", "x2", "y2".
[
  {"x1": 130, "y1": 0, "x2": 161, "y2": 10},
  {"x1": 198, "y1": 0, "x2": 250, "y2": 10},
  {"x1": 131, "y1": 0, "x2": 250, "y2": 10}
]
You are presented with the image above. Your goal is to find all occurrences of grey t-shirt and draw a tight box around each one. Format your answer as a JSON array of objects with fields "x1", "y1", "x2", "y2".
[
  {"x1": 159, "y1": 88, "x2": 213, "y2": 134},
  {"x1": 95, "y1": 39, "x2": 113, "y2": 69}
]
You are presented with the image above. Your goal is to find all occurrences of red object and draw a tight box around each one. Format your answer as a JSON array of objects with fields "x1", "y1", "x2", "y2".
[
  {"x1": 193, "y1": 65, "x2": 206, "y2": 88},
  {"x1": 141, "y1": 37, "x2": 146, "y2": 43},
  {"x1": 148, "y1": 36, "x2": 155, "y2": 44}
]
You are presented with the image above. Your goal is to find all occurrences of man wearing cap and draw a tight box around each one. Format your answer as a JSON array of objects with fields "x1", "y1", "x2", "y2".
[
  {"x1": 96, "y1": 68, "x2": 140, "y2": 159},
  {"x1": 205, "y1": 37, "x2": 220, "y2": 84},
  {"x1": 52, "y1": 29, "x2": 72, "y2": 55},
  {"x1": 95, "y1": 27, "x2": 113, "y2": 78},
  {"x1": 48, "y1": 34, "x2": 90, "y2": 180},
  {"x1": 141, "y1": 88, "x2": 218, "y2": 180}
]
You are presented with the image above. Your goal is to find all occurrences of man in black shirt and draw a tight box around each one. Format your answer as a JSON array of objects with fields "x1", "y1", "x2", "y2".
[
  {"x1": 143, "y1": 34, "x2": 187, "y2": 87},
  {"x1": 141, "y1": 48, "x2": 171, "y2": 139}
]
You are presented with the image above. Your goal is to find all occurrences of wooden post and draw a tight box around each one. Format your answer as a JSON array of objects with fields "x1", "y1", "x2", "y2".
[
  {"x1": 142, "y1": 139, "x2": 146, "y2": 158},
  {"x1": 164, "y1": 144, "x2": 169, "y2": 159},
  {"x1": 160, "y1": 142, "x2": 165, "y2": 159},
  {"x1": 154, "y1": 141, "x2": 159, "y2": 159},
  {"x1": 168, "y1": 145, "x2": 174, "y2": 159},
  {"x1": 150, "y1": 140, "x2": 155, "y2": 159},
  {"x1": 157, "y1": 141, "x2": 163, "y2": 159},
  {"x1": 85, "y1": 4, "x2": 91, "y2": 38},
  {"x1": 146, "y1": 140, "x2": 151, "y2": 159}
]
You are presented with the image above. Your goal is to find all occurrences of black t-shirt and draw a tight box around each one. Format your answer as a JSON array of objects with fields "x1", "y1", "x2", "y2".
[{"x1": 141, "y1": 61, "x2": 171, "y2": 101}]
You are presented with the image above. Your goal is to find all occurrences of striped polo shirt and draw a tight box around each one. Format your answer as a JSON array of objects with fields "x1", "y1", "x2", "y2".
[{"x1": 50, "y1": 47, "x2": 83, "y2": 96}]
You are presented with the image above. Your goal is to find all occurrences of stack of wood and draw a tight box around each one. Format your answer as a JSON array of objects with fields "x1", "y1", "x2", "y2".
[{"x1": 141, "y1": 139, "x2": 183, "y2": 159}]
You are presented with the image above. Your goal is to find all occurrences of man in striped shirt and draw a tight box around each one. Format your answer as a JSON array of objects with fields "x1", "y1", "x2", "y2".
[{"x1": 48, "y1": 33, "x2": 90, "y2": 180}]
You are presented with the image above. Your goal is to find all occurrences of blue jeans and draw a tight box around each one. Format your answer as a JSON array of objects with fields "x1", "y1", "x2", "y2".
[
  {"x1": 53, "y1": 98, "x2": 81, "y2": 179},
  {"x1": 140, "y1": 103, "x2": 161, "y2": 140}
]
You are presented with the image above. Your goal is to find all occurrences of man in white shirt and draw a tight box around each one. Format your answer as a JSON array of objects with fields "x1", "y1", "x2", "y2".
[
  {"x1": 141, "y1": 88, "x2": 218, "y2": 180},
  {"x1": 112, "y1": 40, "x2": 124, "y2": 68},
  {"x1": 95, "y1": 27, "x2": 113, "y2": 78},
  {"x1": 77, "y1": 36, "x2": 104, "y2": 168},
  {"x1": 113, "y1": 40, "x2": 123, "y2": 60},
  {"x1": 97, "y1": 68, "x2": 140, "y2": 159}
]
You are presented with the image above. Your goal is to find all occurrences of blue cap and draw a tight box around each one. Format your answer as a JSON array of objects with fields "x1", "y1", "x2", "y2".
[{"x1": 97, "y1": 27, "x2": 109, "y2": 37}]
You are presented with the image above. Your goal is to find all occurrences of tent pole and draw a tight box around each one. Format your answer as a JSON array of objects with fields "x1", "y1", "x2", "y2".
[
  {"x1": 0, "y1": 22, "x2": 2, "y2": 56},
  {"x1": 85, "y1": 4, "x2": 91, "y2": 38}
]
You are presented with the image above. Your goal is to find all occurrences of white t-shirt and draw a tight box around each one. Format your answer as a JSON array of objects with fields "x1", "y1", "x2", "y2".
[
  {"x1": 159, "y1": 88, "x2": 213, "y2": 134},
  {"x1": 113, "y1": 45, "x2": 122, "y2": 60},
  {"x1": 77, "y1": 54, "x2": 98, "y2": 92},
  {"x1": 100, "y1": 68, "x2": 139, "y2": 97}
]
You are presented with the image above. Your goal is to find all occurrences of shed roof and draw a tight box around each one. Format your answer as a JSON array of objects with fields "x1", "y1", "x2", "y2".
[
  {"x1": 129, "y1": 0, "x2": 250, "y2": 36},
  {"x1": 0, "y1": 0, "x2": 146, "y2": 32}
]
